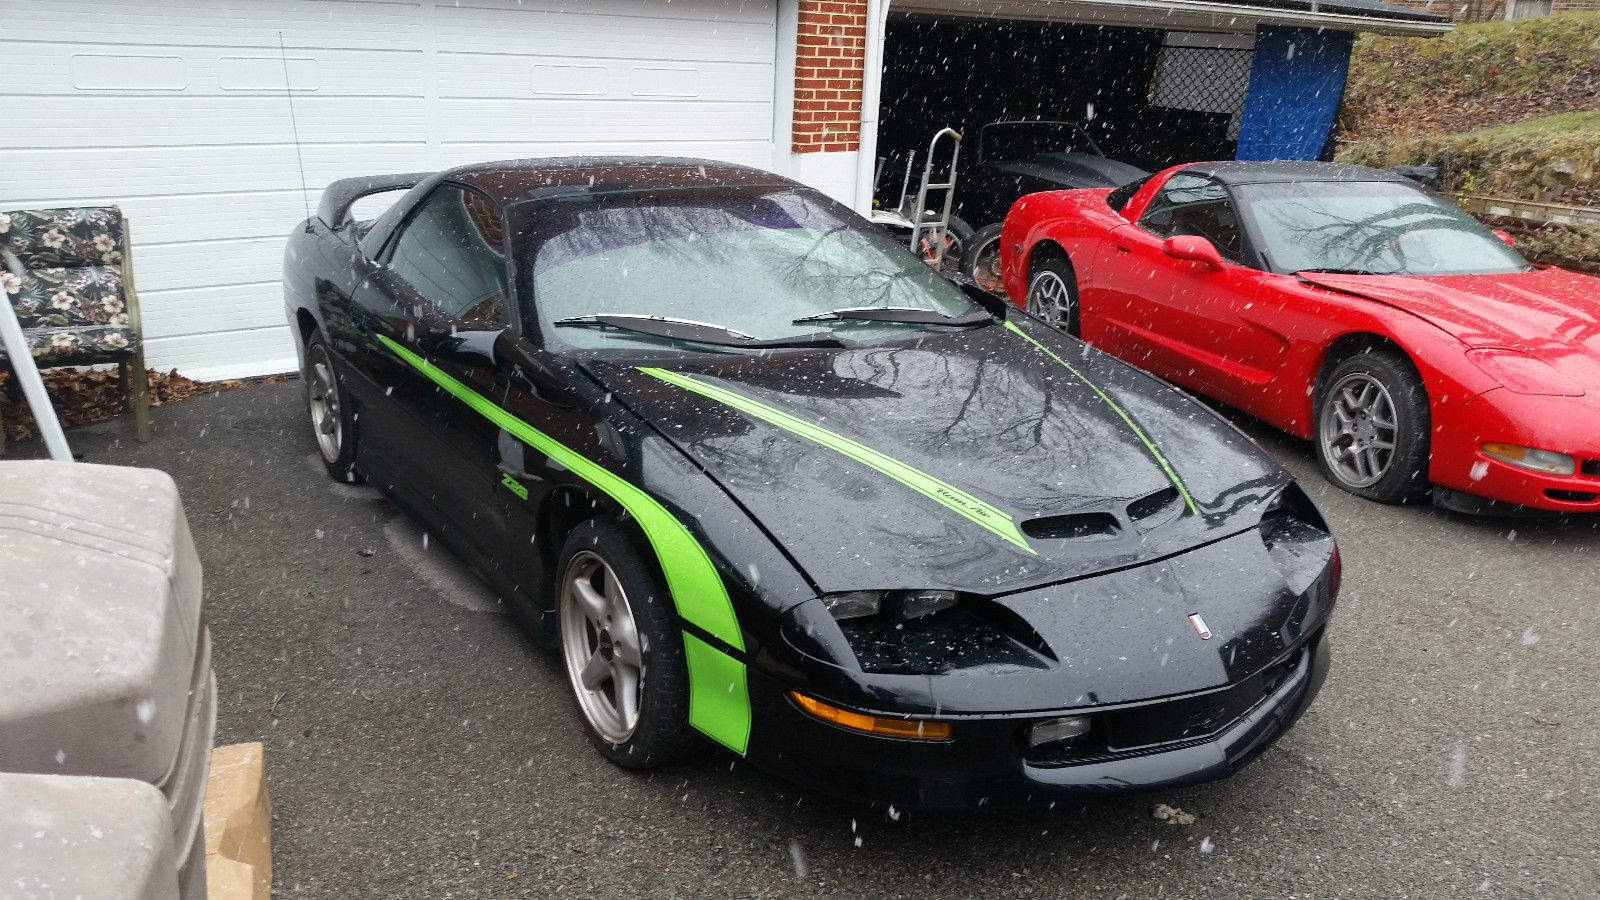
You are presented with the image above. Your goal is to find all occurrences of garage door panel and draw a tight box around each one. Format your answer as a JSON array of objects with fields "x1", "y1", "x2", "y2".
[
  {"x1": 3, "y1": 0, "x2": 424, "y2": 50},
  {"x1": 437, "y1": 141, "x2": 775, "y2": 171},
  {"x1": 438, "y1": 99, "x2": 772, "y2": 143},
  {"x1": 435, "y1": 7, "x2": 774, "y2": 62},
  {"x1": 453, "y1": 0, "x2": 775, "y2": 24},
  {"x1": 2, "y1": 96, "x2": 425, "y2": 148},
  {"x1": 2, "y1": 146, "x2": 431, "y2": 199},
  {"x1": 135, "y1": 239, "x2": 287, "y2": 293},
  {"x1": 0, "y1": 192, "x2": 315, "y2": 246},
  {"x1": 437, "y1": 53, "x2": 773, "y2": 102},
  {"x1": 138, "y1": 282, "x2": 288, "y2": 339},
  {"x1": 143, "y1": 327, "x2": 299, "y2": 379},
  {"x1": 2, "y1": 43, "x2": 425, "y2": 98}
]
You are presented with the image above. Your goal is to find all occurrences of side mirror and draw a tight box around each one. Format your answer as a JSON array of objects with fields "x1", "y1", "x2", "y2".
[
  {"x1": 1163, "y1": 235, "x2": 1226, "y2": 271},
  {"x1": 1493, "y1": 229, "x2": 1515, "y2": 247}
]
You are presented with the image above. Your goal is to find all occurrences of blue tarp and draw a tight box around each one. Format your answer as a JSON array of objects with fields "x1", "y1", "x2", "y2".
[{"x1": 1236, "y1": 26, "x2": 1354, "y2": 161}]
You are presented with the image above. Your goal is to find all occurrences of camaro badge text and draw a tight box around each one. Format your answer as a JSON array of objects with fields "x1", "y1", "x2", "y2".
[{"x1": 1188, "y1": 613, "x2": 1213, "y2": 640}]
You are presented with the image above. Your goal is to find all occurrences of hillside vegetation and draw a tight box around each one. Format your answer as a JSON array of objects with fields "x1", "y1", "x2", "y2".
[{"x1": 1338, "y1": 12, "x2": 1600, "y2": 206}]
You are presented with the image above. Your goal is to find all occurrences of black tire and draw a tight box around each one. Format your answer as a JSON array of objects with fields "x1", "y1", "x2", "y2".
[
  {"x1": 1024, "y1": 255, "x2": 1080, "y2": 336},
  {"x1": 555, "y1": 518, "x2": 698, "y2": 769},
  {"x1": 961, "y1": 223, "x2": 1005, "y2": 295},
  {"x1": 302, "y1": 330, "x2": 362, "y2": 483},
  {"x1": 913, "y1": 215, "x2": 974, "y2": 273},
  {"x1": 1312, "y1": 349, "x2": 1430, "y2": 504}
]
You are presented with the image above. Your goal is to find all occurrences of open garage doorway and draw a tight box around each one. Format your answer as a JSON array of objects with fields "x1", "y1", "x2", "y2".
[{"x1": 874, "y1": 15, "x2": 1255, "y2": 257}]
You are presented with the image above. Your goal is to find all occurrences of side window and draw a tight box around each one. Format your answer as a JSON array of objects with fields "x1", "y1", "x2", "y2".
[
  {"x1": 387, "y1": 184, "x2": 508, "y2": 325},
  {"x1": 1139, "y1": 174, "x2": 1245, "y2": 261}
]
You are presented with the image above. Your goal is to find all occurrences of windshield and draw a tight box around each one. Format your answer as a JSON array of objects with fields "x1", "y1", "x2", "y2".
[
  {"x1": 1236, "y1": 180, "x2": 1532, "y2": 276},
  {"x1": 526, "y1": 187, "x2": 981, "y2": 351}
]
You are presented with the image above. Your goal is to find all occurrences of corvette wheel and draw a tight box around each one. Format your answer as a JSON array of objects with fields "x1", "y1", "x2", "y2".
[
  {"x1": 961, "y1": 223, "x2": 1005, "y2": 294},
  {"x1": 557, "y1": 519, "x2": 697, "y2": 768},
  {"x1": 1314, "y1": 351, "x2": 1430, "y2": 504},
  {"x1": 304, "y1": 331, "x2": 361, "y2": 482},
  {"x1": 1026, "y1": 258, "x2": 1079, "y2": 335}
]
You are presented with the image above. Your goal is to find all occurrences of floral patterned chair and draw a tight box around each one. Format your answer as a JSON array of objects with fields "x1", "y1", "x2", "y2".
[{"x1": 0, "y1": 206, "x2": 150, "y2": 451}]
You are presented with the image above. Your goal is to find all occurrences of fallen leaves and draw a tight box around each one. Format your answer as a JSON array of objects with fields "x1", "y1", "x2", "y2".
[{"x1": 0, "y1": 367, "x2": 282, "y2": 441}]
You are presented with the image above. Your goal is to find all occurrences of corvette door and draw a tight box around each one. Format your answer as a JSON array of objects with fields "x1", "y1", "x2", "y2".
[
  {"x1": 1091, "y1": 174, "x2": 1280, "y2": 409},
  {"x1": 351, "y1": 183, "x2": 512, "y2": 574}
]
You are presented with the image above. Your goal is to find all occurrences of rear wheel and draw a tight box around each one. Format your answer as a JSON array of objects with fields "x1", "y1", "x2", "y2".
[
  {"x1": 961, "y1": 223, "x2": 1005, "y2": 294},
  {"x1": 1025, "y1": 256, "x2": 1079, "y2": 335},
  {"x1": 303, "y1": 330, "x2": 360, "y2": 482},
  {"x1": 1313, "y1": 350, "x2": 1430, "y2": 503},
  {"x1": 557, "y1": 519, "x2": 697, "y2": 769}
]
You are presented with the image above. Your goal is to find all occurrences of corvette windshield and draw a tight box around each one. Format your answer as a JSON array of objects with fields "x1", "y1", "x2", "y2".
[
  {"x1": 527, "y1": 188, "x2": 980, "y2": 350},
  {"x1": 1237, "y1": 181, "x2": 1532, "y2": 276}
]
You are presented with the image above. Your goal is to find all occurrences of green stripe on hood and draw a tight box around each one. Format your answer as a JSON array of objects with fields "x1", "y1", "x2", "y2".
[
  {"x1": 638, "y1": 366, "x2": 1036, "y2": 554},
  {"x1": 376, "y1": 335, "x2": 750, "y2": 754},
  {"x1": 1005, "y1": 321, "x2": 1197, "y2": 514}
]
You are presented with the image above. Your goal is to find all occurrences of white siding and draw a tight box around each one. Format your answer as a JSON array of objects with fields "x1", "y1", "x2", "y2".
[{"x1": 1, "y1": 0, "x2": 779, "y2": 379}]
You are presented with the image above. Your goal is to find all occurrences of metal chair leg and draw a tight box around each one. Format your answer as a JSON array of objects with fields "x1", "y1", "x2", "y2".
[{"x1": 128, "y1": 352, "x2": 151, "y2": 443}]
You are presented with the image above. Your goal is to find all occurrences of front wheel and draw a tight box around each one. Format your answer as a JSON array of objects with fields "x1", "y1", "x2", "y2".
[
  {"x1": 961, "y1": 223, "x2": 1005, "y2": 294},
  {"x1": 1025, "y1": 257, "x2": 1080, "y2": 335},
  {"x1": 1313, "y1": 351, "x2": 1430, "y2": 503},
  {"x1": 557, "y1": 519, "x2": 698, "y2": 769}
]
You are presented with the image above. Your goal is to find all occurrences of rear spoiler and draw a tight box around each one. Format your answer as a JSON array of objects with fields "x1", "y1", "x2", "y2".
[{"x1": 317, "y1": 172, "x2": 432, "y2": 228}]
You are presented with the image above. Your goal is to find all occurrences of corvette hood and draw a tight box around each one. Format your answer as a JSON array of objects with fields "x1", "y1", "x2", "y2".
[
  {"x1": 585, "y1": 319, "x2": 1285, "y2": 597},
  {"x1": 1301, "y1": 268, "x2": 1600, "y2": 368}
]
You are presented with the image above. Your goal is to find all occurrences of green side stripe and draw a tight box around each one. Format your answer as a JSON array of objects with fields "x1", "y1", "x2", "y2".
[
  {"x1": 1004, "y1": 321, "x2": 1198, "y2": 514},
  {"x1": 375, "y1": 334, "x2": 751, "y2": 753},
  {"x1": 638, "y1": 366, "x2": 1036, "y2": 554}
]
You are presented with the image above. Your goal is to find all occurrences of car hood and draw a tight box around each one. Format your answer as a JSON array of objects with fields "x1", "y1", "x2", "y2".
[
  {"x1": 1300, "y1": 267, "x2": 1600, "y2": 367},
  {"x1": 584, "y1": 319, "x2": 1287, "y2": 597},
  {"x1": 991, "y1": 152, "x2": 1149, "y2": 190}
]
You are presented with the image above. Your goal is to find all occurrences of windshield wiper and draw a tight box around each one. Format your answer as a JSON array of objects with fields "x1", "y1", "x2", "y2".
[
  {"x1": 1296, "y1": 267, "x2": 1385, "y2": 276},
  {"x1": 791, "y1": 306, "x2": 993, "y2": 327},
  {"x1": 553, "y1": 313, "x2": 843, "y2": 349}
]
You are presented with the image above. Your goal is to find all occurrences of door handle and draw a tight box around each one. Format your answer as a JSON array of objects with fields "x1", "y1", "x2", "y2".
[{"x1": 1115, "y1": 245, "x2": 1131, "y2": 254}]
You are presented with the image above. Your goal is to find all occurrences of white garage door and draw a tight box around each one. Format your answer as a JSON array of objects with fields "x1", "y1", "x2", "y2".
[{"x1": 1, "y1": 0, "x2": 778, "y2": 379}]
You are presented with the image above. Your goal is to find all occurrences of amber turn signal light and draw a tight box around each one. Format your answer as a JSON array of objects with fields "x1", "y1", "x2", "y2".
[{"x1": 789, "y1": 692, "x2": 952, "y2": 740}]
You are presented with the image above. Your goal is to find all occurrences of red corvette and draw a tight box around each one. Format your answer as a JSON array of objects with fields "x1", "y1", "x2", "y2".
[{"x1": 998, "y1": 161, "x2": 1600, "y2": 512}]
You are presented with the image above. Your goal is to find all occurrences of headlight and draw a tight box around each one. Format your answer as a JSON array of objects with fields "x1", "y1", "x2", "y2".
[
  {"x1": 1466, "y1": 349, "x2": 1584, "y2": 397},
  {"x1": 1481, "y1": 442, "x2": 1576, "y2": 476},
  {"x1": 821, "y1": 590, "x2": 959, "y2": 621}
]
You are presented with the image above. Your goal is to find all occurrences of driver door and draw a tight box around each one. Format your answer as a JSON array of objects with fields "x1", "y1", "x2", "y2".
[
  {"x1": 1091, "y1": 173, "x2": 1279, "y2": 409},
  {"x1": 352, "y1": 182, "x2": 513, "y2": 575}
]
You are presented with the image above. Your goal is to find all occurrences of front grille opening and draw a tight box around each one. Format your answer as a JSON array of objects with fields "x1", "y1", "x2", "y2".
[
  {"x1": 1580, "y1": 458, "x2": 1600, "y2": 478},
  {"x1": 1545, "y1": 488, "x2": 1598, "y2": 503},
  {"x1": 1021, "y1": 511, "x2": 1120, "y2": 540},
  {"x1": 1127, "y1": 486, "x2": 1183, "y2": 526}
]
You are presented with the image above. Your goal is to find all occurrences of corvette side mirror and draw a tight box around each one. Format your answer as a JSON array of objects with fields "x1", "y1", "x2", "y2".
[
  {"x1": 1163, "y1": 235, "x2": 1226, "y2": 270},
  {"x1": 1493, "y1": 229, "x2": 1515, "y2": 247}
]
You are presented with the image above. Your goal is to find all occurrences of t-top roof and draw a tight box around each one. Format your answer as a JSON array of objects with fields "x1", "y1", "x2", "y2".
[
  {"x1": 1179, "y1": 160, "x2": 1414, "y2": 186},
  {"x1": 445, "y1": 157, "x2": 795, "y2": 205}
]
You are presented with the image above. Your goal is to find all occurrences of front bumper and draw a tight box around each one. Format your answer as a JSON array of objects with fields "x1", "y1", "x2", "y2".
[
  {"x1": 742, "y1": 629, "x2": 1329, "y2": 810},
  {"x1": 1431, "y1": 388, "x2": 1600, "y2": 512}
]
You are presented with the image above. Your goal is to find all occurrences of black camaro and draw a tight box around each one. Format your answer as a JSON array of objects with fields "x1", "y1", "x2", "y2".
[{"x1": 283, "y1": 158, "x2": 1338, "y2": 809}]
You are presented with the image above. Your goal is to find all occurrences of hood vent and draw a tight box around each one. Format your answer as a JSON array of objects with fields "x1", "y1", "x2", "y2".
[
  {"x1": 1127, "y1": 486, "x2": 1184, "y2": 530},
  {"x1": 1022, "y1": 511, "x2": 1120, "y2": 541}
]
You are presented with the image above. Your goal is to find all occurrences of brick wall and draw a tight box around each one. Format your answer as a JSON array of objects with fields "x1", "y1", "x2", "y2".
[{"x1": 793, "y1": 0, "x2": 867, "y2": 153}]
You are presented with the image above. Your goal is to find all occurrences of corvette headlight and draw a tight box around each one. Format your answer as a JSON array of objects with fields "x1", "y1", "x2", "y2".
[
  {"x1": 1481, "y1": 442, "x2": 1576, "y2": 476},
  {"x1": 821, "y1": 590, "x2": 960, "y2": 621},
  {"x1": 1466, "y1": 349, "x2": 1584, "y2": 397}
]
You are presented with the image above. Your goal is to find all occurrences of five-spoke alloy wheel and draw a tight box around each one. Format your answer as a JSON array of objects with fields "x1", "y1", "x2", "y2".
[
  {"x1": 1025, "y1": 257, "x2": 1079, "y2": 335},
  {"x1": 1313, "y1": 350, "x2": 1430, "y2": 503},
  {"x1": 303, "y1": 330, "x2": 360, "y2": 481},
  {"x1": 555, "y1": 519, "x2": 697, "y2": 768}
]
